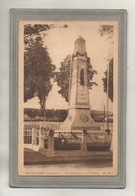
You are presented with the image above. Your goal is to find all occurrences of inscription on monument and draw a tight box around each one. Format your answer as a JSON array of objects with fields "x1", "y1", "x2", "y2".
[{"x1": 77, "y1": 88, "x2": 88, "y2": 103}]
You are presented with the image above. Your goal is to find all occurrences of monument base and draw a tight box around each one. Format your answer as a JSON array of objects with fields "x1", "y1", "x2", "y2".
[{"x1": 59, "y1": 108, "x2": 100, "y2": 131}]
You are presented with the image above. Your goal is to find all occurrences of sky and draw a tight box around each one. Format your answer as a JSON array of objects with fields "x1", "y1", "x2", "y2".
[{"x1": 24, "y1": 21, "x2": 116, "y2": 112}]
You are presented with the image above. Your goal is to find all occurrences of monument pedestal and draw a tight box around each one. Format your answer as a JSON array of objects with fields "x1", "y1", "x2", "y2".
[{"x1": 60, "y1": 108, "x2": 100, "y2": 131}]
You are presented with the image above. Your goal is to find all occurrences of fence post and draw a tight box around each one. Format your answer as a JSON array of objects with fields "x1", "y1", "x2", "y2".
[
  {"x1": 81, "y1": 129, "x2": 88, "y2": 153},
  {"x1": 32, "y1": 128, "x2": 35, "y2": 145},
  {"x1": 39, "y1": 128, "x2": 44, "y2": 148},
  {"x1": 47, "y1": 129, "x2": 55, "y2": 157}
]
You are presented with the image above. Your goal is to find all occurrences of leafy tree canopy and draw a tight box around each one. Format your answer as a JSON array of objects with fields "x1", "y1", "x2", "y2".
[
  {"x1": 102, "y1": 58, "x2": 113, "y2": 102},
  {"x1": 99, "y1": 25, "x2": 114, "y2": 102},
  {"x1": 99, "y1": 25, "x2": 114, "y2": 40},
  {"x1": 24, "y1": 24, "x2": 68, "y2": 37},
  {"x1": 24, "y1": 24, "x2": 68, "y2": 119},
  {"x1": 55, "y1": 55, "x2": 98, "y2": 102},
  {"x1": 24, "y1": 38, "x2": 55, "y2": 102},
  {"x1": 24, "y1": 24, "x2": 58, "y2": 119}
]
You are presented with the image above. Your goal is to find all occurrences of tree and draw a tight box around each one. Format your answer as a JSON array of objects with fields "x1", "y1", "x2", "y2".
[
  {"x1": 24, "y1": 24, "x2": 68, "y2": 38},
  {"x1": 24, "y1": 24, "x2": 68, "y2": 48},
  {"x1": 99, "y1": 25, "x2": 113, "y2": 40},
  {"x1": 102, "y1": 58, "x2": 113, "y2": 102},
  {"x1": 55, "y1": 55, "x2": 97, "y2": 102},
  {"x1": 24, "y1": 24, "x2": 68, "y2": 120},
  {"x1": 24, "y1": 27, "x2": 55, "y2": 120},
  {"x1": 99, "y1": 25, "x2": 114, "y2": 102}
]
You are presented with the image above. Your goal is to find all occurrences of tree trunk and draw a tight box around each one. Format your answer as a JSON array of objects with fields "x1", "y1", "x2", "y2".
[
  {"x1": 41, "y1": 100, "x2": 46, "y2": 122},
  {"x1": 43, "y1": 109, "x2": 46, "y2": 122}
]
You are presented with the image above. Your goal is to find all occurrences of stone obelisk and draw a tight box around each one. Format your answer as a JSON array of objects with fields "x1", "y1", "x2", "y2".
[{"x1": 60, "y1": 36, "x2": 100, "y2": 131}]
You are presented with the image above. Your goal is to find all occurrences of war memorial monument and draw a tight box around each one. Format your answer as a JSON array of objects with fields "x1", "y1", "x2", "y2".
[{"x1": 24, "y1": 36, "x2": 112, "y2": 165}]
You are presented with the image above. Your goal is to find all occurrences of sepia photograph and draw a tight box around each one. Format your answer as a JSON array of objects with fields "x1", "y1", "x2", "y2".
[{"x1": 18, "y1": 20, "x2": 118, "y2": 176}]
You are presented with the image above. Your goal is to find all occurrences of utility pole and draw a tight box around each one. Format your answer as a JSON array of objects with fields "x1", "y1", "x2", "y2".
[{"x1": 106, "y1": 63, "x2": 109, "y2": 128}]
